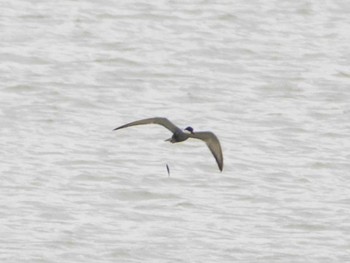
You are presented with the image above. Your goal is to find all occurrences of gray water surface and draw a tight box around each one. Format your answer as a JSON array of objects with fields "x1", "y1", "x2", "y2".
[{"x1": 1, "y1": 1, "x2": 350, "y2": 262}]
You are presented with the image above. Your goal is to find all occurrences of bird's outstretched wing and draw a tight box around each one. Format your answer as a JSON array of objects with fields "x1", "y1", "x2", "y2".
[
  {"x1": 114, "y1": 117, "x2": 181, "y2": 133},
  {"x1": 189, "y1": 131, "x2": 224, "y2": 171}
]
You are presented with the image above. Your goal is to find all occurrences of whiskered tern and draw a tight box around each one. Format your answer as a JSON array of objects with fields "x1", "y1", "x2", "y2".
[{"x1": 114, "y1": 117, "x2": 223, "y2": 172}]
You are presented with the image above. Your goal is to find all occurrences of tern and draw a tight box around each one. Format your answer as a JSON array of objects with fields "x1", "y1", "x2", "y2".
[{"x1": 113, "y1": 117, "x2": 223, "y2": 171}]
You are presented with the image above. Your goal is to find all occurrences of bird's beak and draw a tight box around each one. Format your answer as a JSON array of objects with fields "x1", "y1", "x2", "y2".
[{"x1": 165, "y1": 138, "x2": 172, "y2": 142}]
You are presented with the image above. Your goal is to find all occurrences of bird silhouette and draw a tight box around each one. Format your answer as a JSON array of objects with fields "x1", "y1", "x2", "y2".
[{"x1": 114, "y1": 117, "x2": 223, "y2": 172}]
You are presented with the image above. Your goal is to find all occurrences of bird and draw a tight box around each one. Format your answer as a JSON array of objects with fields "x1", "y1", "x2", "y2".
[{"x1": 113, "y1": 117, "x2": 223, "y2": 171}]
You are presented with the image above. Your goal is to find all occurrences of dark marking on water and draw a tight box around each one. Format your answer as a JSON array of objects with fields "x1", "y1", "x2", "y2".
[{"x1": 166, "y1": 164, "x2": 170, "y2": 177}]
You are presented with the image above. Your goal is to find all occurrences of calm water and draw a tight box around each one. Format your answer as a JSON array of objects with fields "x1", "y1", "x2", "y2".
[{"x1": 1, "y1": 0, "x2": 350, "y2": 262}]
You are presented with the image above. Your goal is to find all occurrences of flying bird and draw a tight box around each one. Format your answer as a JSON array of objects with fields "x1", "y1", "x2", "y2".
[{"x1": 113, "y1": 117, "x2": 223, "y2": 171}]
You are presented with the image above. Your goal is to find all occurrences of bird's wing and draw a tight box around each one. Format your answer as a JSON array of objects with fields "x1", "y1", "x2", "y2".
[
  {"x1": 114, "y1": 117, "x2": 180, "y2": 133},
  {"x1": 189, "y1": 131, "x2": 224, "y2": 171}
]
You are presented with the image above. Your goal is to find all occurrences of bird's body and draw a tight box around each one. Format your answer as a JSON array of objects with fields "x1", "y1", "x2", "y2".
[{"x1": 114, "y1": 117, "x2": 223, "y2": 171}]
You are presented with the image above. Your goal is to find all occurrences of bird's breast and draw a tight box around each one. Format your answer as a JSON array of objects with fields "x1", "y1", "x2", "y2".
[{"x1": 173, "y1": 132, "x2": 189, "y2": 142}]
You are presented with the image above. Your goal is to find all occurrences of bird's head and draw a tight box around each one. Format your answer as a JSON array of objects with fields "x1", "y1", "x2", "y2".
[{"x1": 184, "y1": 126, "x2": 194, "y2": 134}]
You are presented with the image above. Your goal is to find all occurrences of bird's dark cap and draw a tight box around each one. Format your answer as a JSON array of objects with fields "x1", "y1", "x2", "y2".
[{"x1": 184, "y1": 126, "x2": 194, "y2": 134}]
